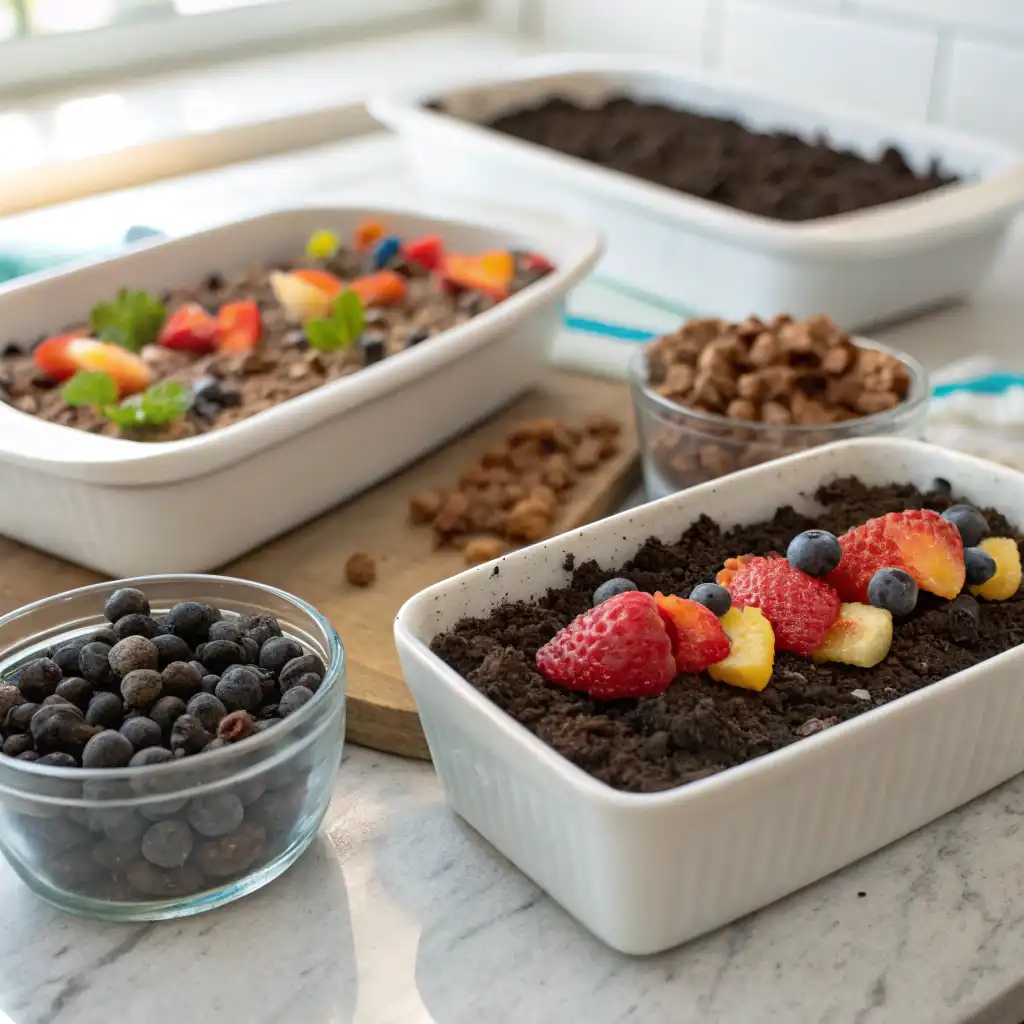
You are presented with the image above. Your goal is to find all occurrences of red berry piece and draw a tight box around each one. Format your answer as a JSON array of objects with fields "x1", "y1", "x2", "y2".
[
  {"x1": 827, "y1": 509, "x2": 965, "y2": 602},
  {"x1": 724, "y1": 555, "x2": 840, "y2": 657},
  {"x1": 32, "y1": 332, "x2": 83, "y2": 382},
  {"x1": 654, "y1": 593, "x2": 730, "y2": 674},
  {"x1": 535, "y1": 591, "x2": 675, "y2": 700},
  {"x1": 402, "y1": 234, "x2": 444, "y2": 271},
  {"x1": 157, "y1": 303, "x2": 219, "y2": 353}
]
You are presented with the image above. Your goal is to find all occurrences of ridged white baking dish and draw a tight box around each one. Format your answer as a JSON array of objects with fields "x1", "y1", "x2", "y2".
[
  {"x1": 372, "y1": 55, "x2": 1024, "y2": 331},
  {"x1": 395, "y1": 438, "x2": 1024, "y2": 954},
  {"x1": 0, "y1": 203, "x2": 601, "y2": 577}
]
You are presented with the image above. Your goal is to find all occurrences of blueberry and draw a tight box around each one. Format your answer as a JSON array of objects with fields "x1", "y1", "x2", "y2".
[
  {"x1": 688, "y1": 583, "x2": 732, "y2": 617},
  {"x1": 52, "y1": 640, "x2": 88, "y2": 677},
  {"x1": 186, "y1": 693, "x2": 227, "y2": 733},
  {"x1": 964, "y1": 547, "x2": 997, "y2": 586},
  {"x1": 592, "y1": 578, "x2": 638, "y2": 606},
  {"x1": 170, "y1": 714, "x2": 210, "y2": 756},
  {"x1": 278, "y1": 654, "x2": 326, "y2": 691},
  {"x1": 241, "y1": 615, "x2": 282, "y2": 649},
  {"x1": 148, "y1": 696, "x2": 186, "y2": 734},
  {"x1": 165, "y1": 602, "x2": 211, "y2": 647},
  {"x1": 85, "y1": 692, "x2": 124, "y2": 729},
  {"x1": 121, "y1": 669, "x2": 163, "y2": 708},
  {"x1": 867, "y1": 568, "x2": 919, "y2": 617},
  {"x1": 208, "y1": 621, "x2": 244, "y2": 646},
  {"x1": 187, "y1": 792, "x2": 244, "y2": 838},
  {"x1": 3, "y1": 734, "x2": 34, "y2": 758},
  {"x1": 160, "y1": 661, "x2": 203, "y2": 701},
  {"x1": 113, "y1": 614, "x2": 161, "y2": 641},
  {"x1": 37, "y1": 752, "x2": 78, "y2": 767},
  {"x1": 372, "y1": 235, "x2": 401, "y2": 270},
  {"x1": 17, "y1": 751, "x2": 39, "y2": 761},
  {"x1": 103, "y1": 588, "x2": 150, "y2": 623},
  {"x1": 786, "y1": 530, "x2": 842, "y2": 577},
  {"x1": 91, "y1": 628, "x2": 120, "y2": 647},
  {"x1": 278, "y1": 686, "x2": 314, "y2": 718},
  {"x1": 215, "y1": 666, "x2": 264, "y2": 713},
  {"x1": 41, "y1": 694, "x2": 73, "y2": 707},
  {"x1": 0, "y1": 683, "x2": 25, "y2": 726},
  {"x1": 129, "y1": 746, "x2": 174, "y2": 768},
  {"x1": 30, "y1": 705, "x2": 84, "y2": 737},
  {"x1": 406, "y1": 326, "x2": 429, "y2": 348},
  {"x1": 141, "y1": 820, "x2": 194, "y2": 869},
  {"x1": 258, "y1": 637, "x2": 304, "y2": 677},
  {"x1": 152, "y1": 633, "x2": 193, "y2": 669},
  {"x1": 78, "y1": 642, "x2": 115, "y2": 687},
  {"x1": 240, "y1": 637, "x2": 259, "y2": 664},
  {"x1": 109, "y1": 636, "x2": 160, "y2": 678},
  {"x1": 949, "y1": 594, "x2": 981, "y2": 645},
  {"x1": 120, "y1": 716, "x2": 163, "y2": 751},
  {"x1": 15, "y1": 658, "x2": 62, "y2": 702},
  {"x1": 55, "y1": 677, "x2": 92, "y2": 711},
  {"x1": 198, "y1": 640, "x2": 246, "y2": 676},
  {"x1": 32, "y1": 709, "x2": 98, "y2": 758},
  {"x1": 82, "y1": 730, "x2": 134, "y2": 768},
  {"x1": 941, "y1": 504, "x2": 989, "y2": 548},
  {"x1": 200, "y1": 674, "x2": 220, "y2": 695},
  {"x1": 6, "y1": 702, "x2": 39, "y2": 733}
]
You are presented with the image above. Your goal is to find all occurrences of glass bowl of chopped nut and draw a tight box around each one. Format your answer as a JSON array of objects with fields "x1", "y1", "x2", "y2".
[
  {"x1": 630, "y1": 314, "x2": 930, "y2": 499},
  {"x1": 0, "y1": 575, "x2": 344, "y2": 920}
]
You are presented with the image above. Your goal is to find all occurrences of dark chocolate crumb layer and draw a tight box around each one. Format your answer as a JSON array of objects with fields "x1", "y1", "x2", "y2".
[{"x1": 430, "y1": 479, "x2": 1024, "y2": 793}]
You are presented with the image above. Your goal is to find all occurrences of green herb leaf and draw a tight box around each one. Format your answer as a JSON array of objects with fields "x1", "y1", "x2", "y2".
[
  {"x1": 89, "y1": 289, "x2": 166, "y2": 353},
  {"x1": 331, "y1": 289, "x2": 365, "y2": 345},
  {"x1": 61, "y1": 371, "x2": 118, "y2": 408},
  {"x1": 305, "y1": 318, "x2": 343, "y2": 352},
  {"x1": 99, "y1": 381, "x2": 190, "y2": 430}
]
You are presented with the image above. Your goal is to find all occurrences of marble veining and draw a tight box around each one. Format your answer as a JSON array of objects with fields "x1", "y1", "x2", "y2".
[{"x1": 4, "y1": 745, "x2": 1024, "y2": 1024}]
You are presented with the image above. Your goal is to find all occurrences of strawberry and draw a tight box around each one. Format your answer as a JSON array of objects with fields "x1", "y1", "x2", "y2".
[
  {"x1": 654, "y1": 593, "x2": 730, "y2": 673},
  {"x1": 827, "y1": 509, "x2": 965, "y2": 602},
  {"x1": 442, "y1": 254, "x2": 511, "y2": 301},
  {"x1": 716, "y1": 554, "x2": 756, "y2": 589},
  {"x1": 33, "y1": 332, "x2": 83, "y2": 382},
  {"x1": 349, "y1": 270, "x2": 408, "y2": 307},
  {"x1": 723, "y1": 555, "x2": 840, "y2": 657},
  {"x1": 216, "y1": 300, "x2": 261, "y2": 353},
  {"x1": 519, "y1": 251, "x2": 554, "y2": 275},
  {"x1": 158, "y1": 304, "x2": 218, "y2": 354},
  {"x1": 535, "y1": 591, "x2": 676, "y2": 700},
  {"x1": 65, "y1": 339, "x2": 152, "y2": 396},
  {"x1": 292, "y1": 268, "x2": 343, "y2": 297},
  {"x1": 402, "y1": 235, "x2": 444, "y2": 271}
]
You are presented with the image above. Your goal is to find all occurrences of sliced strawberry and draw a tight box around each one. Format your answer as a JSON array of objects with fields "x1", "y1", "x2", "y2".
[
  {"x1": 216, "y1": 300, "x2": 261, "y2": 353},
  {"x1": 519, "y1": 251, "x2": 554, "y2": 275},
  {"x1": 157, "y1": 304, "x2": 218, "y2": 354},
  {"x1": 402, "y1": 235, "x2": 444, "y2": 271},
  {"x1": 535, "y1": 591, "x2": 676, "y2": 700},
  {"x1": 716, "y1": 554, "x2": 757, "y2": 589},
  {"x1": 33, "y1": 332, "x2": 83, "y2": 382},
  {"x1": 292, "y1": 268, "x2": 343, "y2": 297},
  {"x1": 827, "y1": 509, "x2": 965, "y2": 602},
  {"x1": 349, "y1": 270, "x2": 408, "y2": 307},
  {"x1": 66, "y1": 339, "x2": 152, "y2": 396},
  {"x1": 442, "y1": 253, "x2": 510, "y2": 301},
  {"x1": 654, "y1": 593, "x2": 730, "y2": 674}
]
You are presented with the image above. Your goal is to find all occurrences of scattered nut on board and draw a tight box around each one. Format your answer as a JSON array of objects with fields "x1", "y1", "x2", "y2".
[
  {"x1": 410, "y1": 414, "x2": 622, "y2": 565},
  {"x1": 345, "y1": 552, "x2": 377, "y2": 587}
]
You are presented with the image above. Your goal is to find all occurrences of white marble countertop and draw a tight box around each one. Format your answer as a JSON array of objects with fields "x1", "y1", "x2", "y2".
[{"x1": 3, "y1": 135, "x2": 1024, "y2": 1024}]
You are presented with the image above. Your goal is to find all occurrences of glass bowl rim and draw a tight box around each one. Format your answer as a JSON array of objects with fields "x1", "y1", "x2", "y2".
[
  {"x1": 0, "y1": 573, "x2": 345, "y2": 789},
  {"x1": 628, "y1": 335, "x2": 930, "y2": 436}
]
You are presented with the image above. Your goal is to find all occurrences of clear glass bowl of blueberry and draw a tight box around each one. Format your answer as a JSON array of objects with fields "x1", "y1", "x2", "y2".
[{"x1": 0, "y1": 575, "x2": 345, "y2": 920}]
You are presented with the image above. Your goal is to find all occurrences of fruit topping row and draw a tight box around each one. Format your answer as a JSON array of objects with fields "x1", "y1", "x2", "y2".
[
  {"x1": 536, "y1": 503, "x2": 1022, "y2": 701},
  {"x1": 0, "y1": 221, "x2": 554, "y2": 440}
]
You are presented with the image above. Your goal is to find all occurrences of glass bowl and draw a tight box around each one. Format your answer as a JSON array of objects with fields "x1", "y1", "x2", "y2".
[
  {"x1": 629, "y1": 340, "x2": 930, "y2": 500},
  {"x1": 0, "y1": 575, "x2": 345, "y2": 921}
]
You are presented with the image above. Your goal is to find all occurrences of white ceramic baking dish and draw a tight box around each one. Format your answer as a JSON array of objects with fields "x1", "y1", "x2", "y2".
[
  {"x1": 372, "y1": 55, "x2": 1024, "y2": 331},
  {"x1": 395, "y1": 437, "x2": 1024, "y2": 954},
  {"x1": 0, "y1": 203, "x2": 601, "y2": 577}
]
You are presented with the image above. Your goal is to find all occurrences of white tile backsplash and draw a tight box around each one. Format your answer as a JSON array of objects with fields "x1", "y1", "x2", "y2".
[
  {"x1": 942, "y1": 36, "x2": 1024, "y2": 147},
  {"x1": 719, "y1": 2, "x2": 937, "y2": 118},
  {"x1": 531, "y1": 0, "x2": 1024, "y2": 147}
]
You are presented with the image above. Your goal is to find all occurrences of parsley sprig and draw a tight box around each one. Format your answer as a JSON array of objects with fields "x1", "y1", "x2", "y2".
[
  {"x1": 62, "y1": 371, "x2": 190, "y2": 429},
  {"x1": 305, "y1": 290, "x2": 365, "y2": 352},
  {"x1": 89, "y1": 289, "x2": 166, "y2": 353}
]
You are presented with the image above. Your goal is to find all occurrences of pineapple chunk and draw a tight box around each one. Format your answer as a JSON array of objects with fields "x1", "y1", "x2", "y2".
[
  {"x1": 812, "y1": 602, "x2": 892, "y2": 668},
  {"x1": 269, "y1": 271, "x2": 334, "y2": 324},
  {"x1": 970, "y1": 537, "x2": 1022, "y2": 601},
  {"x1": 708, "y1": 606, "x2": 775, "y2": 692}
]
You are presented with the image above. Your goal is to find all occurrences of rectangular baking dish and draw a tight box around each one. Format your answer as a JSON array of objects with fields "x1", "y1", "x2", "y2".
[
  {"x1": 372, "y1": 55, "x2": 1024, "y2": 331},
  {"x1": 395, "y1": 438, "x2": 1024, "y2": 954},
  {"x1": 0, "y1": 203, "x2": 601, "y2": 577}
]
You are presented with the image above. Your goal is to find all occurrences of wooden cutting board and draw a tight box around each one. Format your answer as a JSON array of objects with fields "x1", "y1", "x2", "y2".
[{"x1": 0, "y1": 373, "x2": 639, "y2": 760}]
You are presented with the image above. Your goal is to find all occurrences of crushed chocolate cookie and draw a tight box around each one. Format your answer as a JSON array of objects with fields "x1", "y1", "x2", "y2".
[{"x1": 429, "y1": 479, "x2": 1024, "y2": 794}]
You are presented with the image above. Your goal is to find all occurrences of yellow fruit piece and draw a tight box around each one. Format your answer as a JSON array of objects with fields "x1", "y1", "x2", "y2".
[
  {"x1": 812, "y1": 602, "x2": 892, "y2": 668},
  {"x1": 708, "y1": 606, "x2": 775, "y2": 692},
  {"x1": 971, "y1": 537, "x2": 1023, "y2": 601},
  {"x1": 305, "y1": 229, "x2": 340, "y2": 261},
  {"x1": 269, "y1": 271, "x2": 333, "y2": 324}
]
